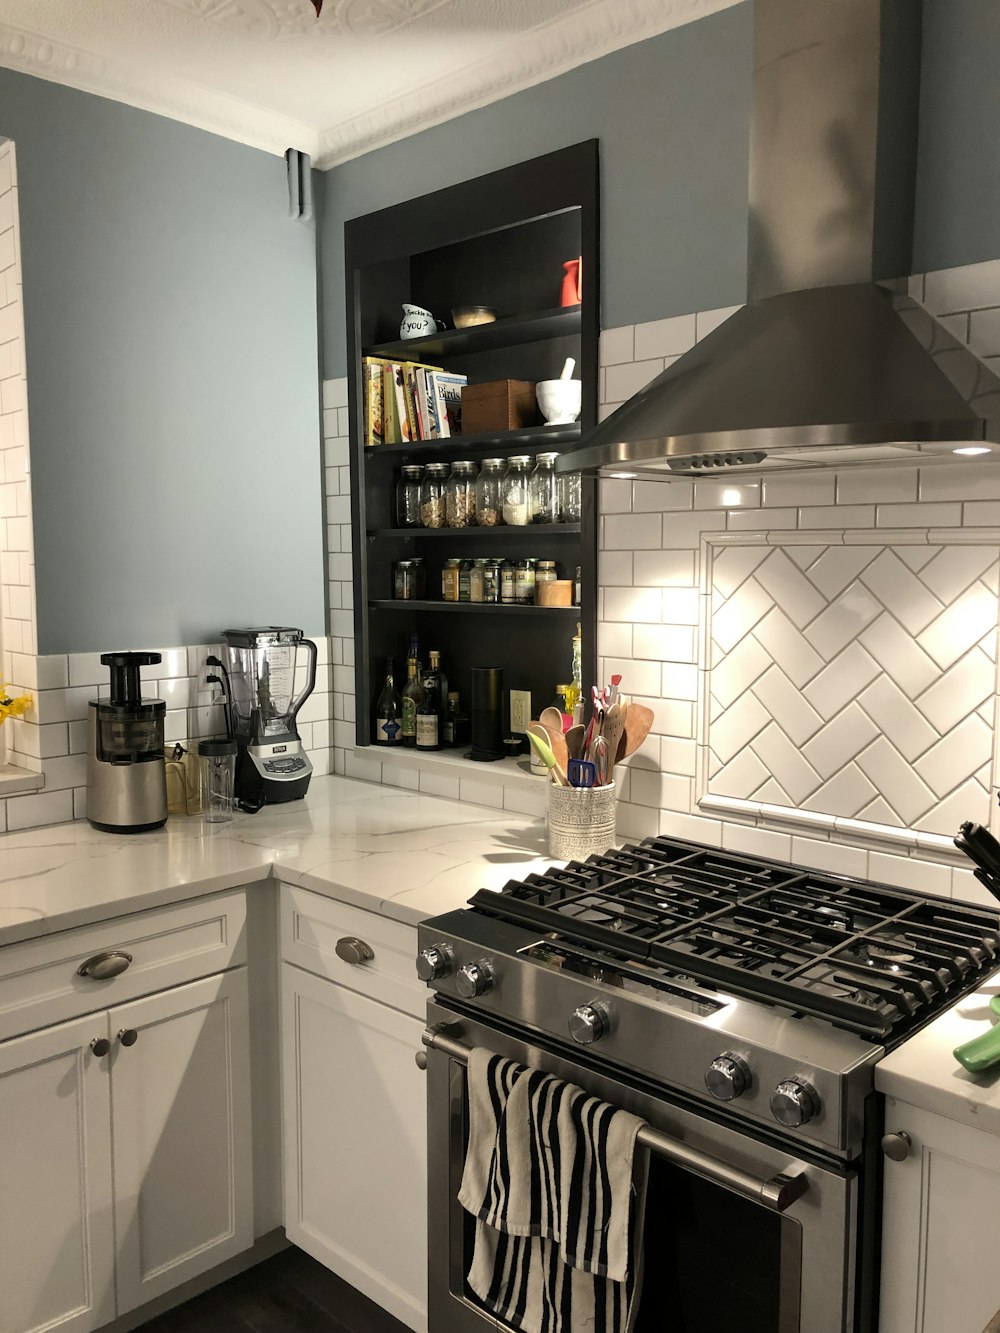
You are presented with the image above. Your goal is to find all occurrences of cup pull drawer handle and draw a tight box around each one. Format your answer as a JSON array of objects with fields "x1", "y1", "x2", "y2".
[
  {"x1": 335, "y1": 937, "x2": 375, "y2": 966},
  {"x1": 77, "y1": 950, "x2": 133, "y2": 980}
]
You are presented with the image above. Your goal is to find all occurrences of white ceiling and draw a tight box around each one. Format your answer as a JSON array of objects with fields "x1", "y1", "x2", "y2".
[{"x1": 0, "y1": 0, "x2": 738, "y2": 167}]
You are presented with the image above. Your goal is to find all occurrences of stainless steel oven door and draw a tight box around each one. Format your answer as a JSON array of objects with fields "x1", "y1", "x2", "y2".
[{"x1": 424, "y1": 999, "x2": 858, "y2": 1333}]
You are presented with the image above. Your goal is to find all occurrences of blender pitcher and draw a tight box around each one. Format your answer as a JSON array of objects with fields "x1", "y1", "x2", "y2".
[{"x1": 216, "y1": 628, "x2": 317, "y2": 808}]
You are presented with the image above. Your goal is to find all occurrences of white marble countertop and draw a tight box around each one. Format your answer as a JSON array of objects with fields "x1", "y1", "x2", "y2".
[
  {"x1": 0, "y1": 775, "x2": 557, "y2": 946},
  {"x1": 877, "y1": 973, "x2": 1000, "y2": 1133}
]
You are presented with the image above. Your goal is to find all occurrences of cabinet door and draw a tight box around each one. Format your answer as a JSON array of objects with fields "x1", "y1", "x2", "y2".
[
  {"x1": 110, "y1": 969, "x2": 253, "y2": 1314},
  {"x1": 0, "y1": 1015, "x2": 116, "y2": 1333},
  {"x1": 880, "y1": 1099, "x2": 1000, "y2": 1333},
  {"x1": 281, "y1": 963, "x2": 427, "y2": 1332}
]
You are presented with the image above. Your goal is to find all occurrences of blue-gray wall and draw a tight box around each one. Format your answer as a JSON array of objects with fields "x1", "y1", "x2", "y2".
[
  {"x1": 320, "y1": 4, "x2": 754, "y2": 377},
  {"x1": 321, "y1": 0, "x2": 1000, "y2": 378},
  {"x1": 0, "y1": 69, "x2": 325, "y2": 654}
]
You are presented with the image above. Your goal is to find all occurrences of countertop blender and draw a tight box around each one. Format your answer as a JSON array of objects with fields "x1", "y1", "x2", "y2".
[{"x1": 211, "y1": 628, "x2": 317, "y2": 809}]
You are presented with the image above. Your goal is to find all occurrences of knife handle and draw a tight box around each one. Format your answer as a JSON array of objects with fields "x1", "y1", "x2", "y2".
[{"x1": 955, "y1": 1022, "x2": 1000, "y2": 1073}]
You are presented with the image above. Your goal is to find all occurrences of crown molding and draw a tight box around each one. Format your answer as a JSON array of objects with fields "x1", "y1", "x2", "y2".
[
  {"x1": 0, "y1": 19, "x2": 320, "y2": 158},
  {"x1": 0, "y1": 0, "x2": 739, "y2": 166},
  {"x1": 314, "y1": 0, "x2": 741, "y2": 168}
]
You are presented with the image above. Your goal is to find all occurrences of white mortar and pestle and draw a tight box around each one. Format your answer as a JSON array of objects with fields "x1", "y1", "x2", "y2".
[{"x1": 536, "y1": 358, "x2": 582, "y2": 425}]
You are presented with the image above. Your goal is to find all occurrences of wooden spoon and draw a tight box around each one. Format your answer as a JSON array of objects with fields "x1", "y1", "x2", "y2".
[
  {"x1": 622, "y1": 703, "x2": 655, "y2": 758},
  {"x1": 602, "y1": 703, "x2": 626, "y2": 781},
  {"x1": 539, "y1": 706, "x2": 565, "y2": 735},
  {"x1": 565, "y1": 724, "x2": 586, "y2": 762},
  {"x1": 613, "y1": 702, "x2": 630, "y2": 767},
  {"x1": 542, "y1": 723, "x2": 570, "y2": 779}
]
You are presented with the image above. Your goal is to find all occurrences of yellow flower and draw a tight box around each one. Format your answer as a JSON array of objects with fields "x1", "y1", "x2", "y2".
[{"x1": 0, "y1": 686, "x2": 32, "y2": 724}]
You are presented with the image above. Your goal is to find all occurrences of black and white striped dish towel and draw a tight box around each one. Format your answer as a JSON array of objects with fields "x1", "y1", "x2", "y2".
[{"x1": 458, "y1": 1049, "x2": 648, "y2": 1333}]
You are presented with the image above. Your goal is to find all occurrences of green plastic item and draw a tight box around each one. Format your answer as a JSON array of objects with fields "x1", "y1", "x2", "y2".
[{"x1": 953, "y1": 995, "x2": 1000, "y2": 1072}]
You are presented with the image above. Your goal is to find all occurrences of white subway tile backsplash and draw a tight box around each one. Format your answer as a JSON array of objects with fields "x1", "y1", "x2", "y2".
[
  {"x1": 599, "y1": 478, "x2": 632, "y2": 513},
  {"x1": 923, "y1": 258, "x2": 1000, "y2": 316},
  {"x1": 604, "y1": 513, "x2": 660, "y2": 551},
  {"x1": 603, "y1": 586, "x2": 663, "y2": 624},
  {"x1": 695, "y1": 305, "x2": 742, "y2": 340},
  {"x1": 632, "y1": 313, "x2": 696, "y2": 360},
  {"x1": 694, "y1": 480, "x2": 760, "y2": 511},
  {"x1": 761, "y1": 474, "x2": 836, "y2": 507},
  {"x1": 836, "y1": 469, "x2": 918, "y2": 505},
  {"x1": 965, "y1": 501, "x2": 1000, "y2": 526},
  {"x1": 875, "y1": 502, "x2": 962, "y2": 528},
  {"x1": 604, "y1": 358, "x2": 665, "y2": 404},
  {"x1": 631, "y1": 481, "x2": 693, "y2": 512},
  {"x1": 599, "y1": 325, "x2": 634, "y2": 366}
]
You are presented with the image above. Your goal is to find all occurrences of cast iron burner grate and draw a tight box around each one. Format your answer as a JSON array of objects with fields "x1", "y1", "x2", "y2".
[{"x1": 469, "y1": 834, "x2": 1000, "y2": 1039}]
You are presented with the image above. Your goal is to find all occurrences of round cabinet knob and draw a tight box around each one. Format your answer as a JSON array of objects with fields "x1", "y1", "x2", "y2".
[
  {"x1": 90, "y1": 1037, "x2": 111, "y2": 1057},
  {"x1": 117, "y1": 1028, "x2": 138, "y2": 1047},
  {"x1": 770, "y1": 1078, "x2": 821, "y2": 1128},
  {"x1": 455, "y1": 961, "x2": 494, "y2": 999},
  {"x1": 705, "y1": 1053, "x2": 752, "y2": 1102},
  {"x1": 335, "y1": 936, "x2": 374, "y2": 966},
  {"x1": 568, "y1": 1002, "x2": 610, "y2": 1046},
  {"x1": 416, "y1": 944, "x2": 453, "y2": 983},
  {"x1": 881, "y1": 1131, "x2": 912, "y2": 1162}
]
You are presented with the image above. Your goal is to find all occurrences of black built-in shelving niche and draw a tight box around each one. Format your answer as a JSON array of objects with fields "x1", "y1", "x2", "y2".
[{"x1": 345, "y1": 140, "x2": 600, "y2": 748}]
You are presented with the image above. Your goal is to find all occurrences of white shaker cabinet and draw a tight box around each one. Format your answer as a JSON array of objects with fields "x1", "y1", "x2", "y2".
[
  {"x1": 279, "y1": 885, "x2": 427, "y2": 1333},
  {"x1": 0, "y1": 1014, "x2": 117, "y2": 1333},
  {"x1": 880, "y1": 1098, "x2": 1000, "y2": 1333}
]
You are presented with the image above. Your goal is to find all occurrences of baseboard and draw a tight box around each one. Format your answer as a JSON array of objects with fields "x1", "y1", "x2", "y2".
[{"x1": 98, "y1": 1229, "x2": 289, "y2": 1332}]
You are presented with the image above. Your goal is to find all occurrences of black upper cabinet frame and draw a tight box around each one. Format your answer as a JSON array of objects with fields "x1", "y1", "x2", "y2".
[{"x1": 345, "y1": 140, "x2": 600, "y2": 749}]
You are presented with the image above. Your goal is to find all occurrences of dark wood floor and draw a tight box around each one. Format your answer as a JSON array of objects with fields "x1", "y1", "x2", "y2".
[{"x1": 137, "y1": 1249, "x2": 411, "y2": 1333}]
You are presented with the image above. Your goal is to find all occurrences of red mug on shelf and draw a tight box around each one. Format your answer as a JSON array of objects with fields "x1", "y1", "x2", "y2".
[{"x1": 560, "y1": 257, "x2": 582, "y2": 307}]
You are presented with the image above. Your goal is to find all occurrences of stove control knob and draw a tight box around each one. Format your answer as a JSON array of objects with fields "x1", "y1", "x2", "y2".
[
  {"x1": 569, "y1": 1002, "x2": 610, "y2": 1045},
  {"x1": 705, "y1": 1053, "x2": 751, "y2": 1102},
  {"x1": 770, "y1": 1078, "x2": 821, "y2": 1128},
  {"x1": 416, "y1": 945, "x2": 453, "y2": 983},
  {"x1": 455, "y1": 960, "x2": 494, "y2": 999}
]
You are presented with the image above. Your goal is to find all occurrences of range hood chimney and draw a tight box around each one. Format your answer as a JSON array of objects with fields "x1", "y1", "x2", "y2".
[{"x1": 560, "y1": 0, "x2": 1000, "y2": 479}]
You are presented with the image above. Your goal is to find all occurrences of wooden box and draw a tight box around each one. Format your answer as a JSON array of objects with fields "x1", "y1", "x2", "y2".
[{"x1": 461, "y1": 380, "x2": 537, "y2": 434}]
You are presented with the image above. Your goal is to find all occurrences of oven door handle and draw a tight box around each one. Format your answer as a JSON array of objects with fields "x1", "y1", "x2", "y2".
[{"x1": 420, "y1": 1025, "x2": 809, "y2": 1215}]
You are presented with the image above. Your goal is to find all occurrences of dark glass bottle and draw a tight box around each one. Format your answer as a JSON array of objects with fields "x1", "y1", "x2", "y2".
[
  {"x1": 374, "y1": 657, "x2": 402, "y2": 746},
  {"x1": 444, "y1": 691, "x2": 460, "y2": 746},
  {"x1": 415, "y1": 676, "x2": 440, "y2": 751},
  {"x1": 401, "y1": 660, "x2": 423, "y2": 748},
  {"x1": 427, "y1": 649, "x2": 448, "y2": 715}
]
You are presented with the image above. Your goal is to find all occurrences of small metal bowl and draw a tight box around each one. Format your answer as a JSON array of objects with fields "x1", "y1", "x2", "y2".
[{"x1": 452, "y1": 305, "x2": 497, "y2": 328}]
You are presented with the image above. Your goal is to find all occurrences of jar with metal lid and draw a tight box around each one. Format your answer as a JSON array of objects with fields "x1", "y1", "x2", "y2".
[
  {"x1": 557, "y1": 469, "x2": 582, "y2": 523},
  {"x1": 469, "y1": 558, "x2": 489, "y2": 603},
  {"x1": 420, "y1": 462, "x2": 449, "y2": 528},
  {"x1": 459, "y1": 559, "x2": 473, "y2": 602},
  {"x1": 476, "y1": 458, "x2": 505, "y2": 527},
  {"x1": 394, "y1": 560, "x2": 418, "y2": 601},
  {"x1": 529, "y1": 452, "x2": 559, "y2": 524},
  {"x1": 536, "y1": 560, "x2": 557, "y2": 600},
  {"x1": 502, "y1": 456, "x2": 532, "y2": 526},
  {"x1": 515, "y1": 558, "x2": 537, "y2": 605},
  {"x1": 442, "y1": 557, "x2": 463, "y2": 602},
  {"x1": 574, "y1": 564, "x2": 582, "y2": 606},
  {"x1": 500, "y1": 559, "x2": 517, "y2": 604},
  {"x1": 483, "y1": 558, "x2": 502, "y2": 604},
  {"x1": 410, "y1": 557, "x2": 427, "y2": 599},
  {"x1": 396, "y1": 464, "x2": 424, "y2": 528},
  {"x1": 446, "y1": 460, "x2": 477, "y2": 528}
]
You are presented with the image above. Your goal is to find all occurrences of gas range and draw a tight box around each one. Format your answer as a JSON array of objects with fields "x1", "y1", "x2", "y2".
[{"x1": 416, "y1": 834, "x2": 1000, "y2": 1159}]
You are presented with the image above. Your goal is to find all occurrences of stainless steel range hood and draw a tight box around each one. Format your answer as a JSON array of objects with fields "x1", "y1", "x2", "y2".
[{"x1": 560, "y1": 0, "x2": 1000, "y2": 479}]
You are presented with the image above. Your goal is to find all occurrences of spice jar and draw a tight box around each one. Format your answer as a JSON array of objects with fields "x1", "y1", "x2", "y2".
[
  {"x1": 529, "y1": 452, "x2": 559, "y2": 524},
  {"x1": 515, "y1": 558, "x2": 537, "y2": 605},
  {"x1": 411, "y1": 557, "x2": 427, "y2": 599},
  {"x1": 394, "y1": 560, "x2": 418, "y2": 601},
  {"x1": 483, "y1": 558, "x2": 502, "y2": 604},
  {"x1": 470, "y1": 558, "x2": 488, "y2": 603},
  {"x1": 396, "y1": 464, "x2": 423, "y2": 528},
  {"x1": 500, "y1": 559, "x2": 517, "y2": 604},
  {"x1": 476, "y1": 458, "x2": 505, "y2": 527},
  {"x1": 557, "y1": 470, "x2": 582, "y2": 523},
  {"x1": 442, "y1": 557, "x2": 462, "y2": 602},
  {"x1": 420, "y1": 462, "x2": 449, "y2": 528},
  {"x1": 502, "y1": 456, "x2": 532, "y2": 526},
  {"x1": 536, "y1": 560, "x2": 557, "y2": 601},
  {"x1": 446, "y1": 460, "x2": 477, "y2": 528},
  {"x1": 459, "y1": 559, "x2": 473, "y2": 603}
]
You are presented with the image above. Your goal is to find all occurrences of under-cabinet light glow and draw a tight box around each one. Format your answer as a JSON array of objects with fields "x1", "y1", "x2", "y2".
[
  {"x1": 954, "y1": 446, "x2": 992, "y2": 456},
  {"x1": 721, "y1": 488, "x2": 744, "y2": 507},
  {"x1": 607, "y1": 472, "x2": 638, "y2": 479}
]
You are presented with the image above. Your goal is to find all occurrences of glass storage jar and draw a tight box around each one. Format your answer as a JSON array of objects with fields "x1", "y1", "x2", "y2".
[
  {"x1": 500, "y1": 559, "x2": 517, "y2": 603},
  {"x1": 483, "y1": 559, "x2": 502, "y2": 604},
  {"x1": 536, "y1": 560, "x2": 557, "y2": 598},
  {"x1": 502, "y1": 456, "x2": 532, "y2": 526},
  {"x1": 529, "y1": 452, "x2": 559, "y2": 524},
  {"x1": 393, "y1": 560, "x2": 418, "y2": 601},
  {"x1": 420, "y1": 462, "x2": 449, "y2": 528},
  {"x1": 459, "y1": 559, "x2": 473, "y2": 602},
  {"x1": 442, "y1": 557, "x2": 462, "y2": 602},
  {"x1": 557, "y1": 469, "x2": 582, "y2": 523},
  {"x1": 396, "y1": 464, "x2": 423, "y2": 528},
  {"x1": 446, "y1": 460, "x2": 478, "y2": 528},
  {"x1": 515, "y1": 558, "x2": 537, "y2": 605},
  {"x1": 475, "y1": 458, "x2": 505, "y2": 527},
  {"x1": 469, "y1": 558, "x2": 488, "y2": 603}
]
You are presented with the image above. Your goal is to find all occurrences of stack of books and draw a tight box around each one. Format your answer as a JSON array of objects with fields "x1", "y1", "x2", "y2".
[{"x1": 363, "y1": 358, "x2": 468, "y2": 446}]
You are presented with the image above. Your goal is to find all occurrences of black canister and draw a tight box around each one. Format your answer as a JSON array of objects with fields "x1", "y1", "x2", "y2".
[{"x1": 467, "y1": 667, "x2": 505, "y2": 762}]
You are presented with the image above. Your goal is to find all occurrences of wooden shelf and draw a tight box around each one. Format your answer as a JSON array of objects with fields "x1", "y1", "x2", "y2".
[
  {"x1": 363, "y1": 423, "x2": 581, "y2": 461},
  {"x1": 369, "y1": 600, "x2": 580, "y2": 616},
  {"x1": 368, "y1": 524, "x2": 581, "y2": 540},
  {"x1": 365, "y1": 305, "x2": 581, "y2": 362}
]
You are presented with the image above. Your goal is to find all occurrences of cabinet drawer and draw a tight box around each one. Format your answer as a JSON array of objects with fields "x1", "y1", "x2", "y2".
[
  {"x1": 280, "y1": 884, "x2": 422, "y2": 1018},
  {"x1": 0, "y1": 890, "x2": 248, "y2": 1041}
]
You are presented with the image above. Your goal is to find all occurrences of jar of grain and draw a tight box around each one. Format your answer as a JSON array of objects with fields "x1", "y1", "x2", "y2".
[
  {"x1": 442, "y1": 557, "x2": 463, "y2": 602},
  {"x1": 502, "y1": 456, "x2": 532, "y2": 526},
  {"x1": 446, "y1": 460, "x2": 477, "y2": 528},
  {"x1": 420, "y1": 463, "x2": 449, "y2": 528},
  {"x1": 476, "y1": 458, "x2": 505, "y2": 527}
]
